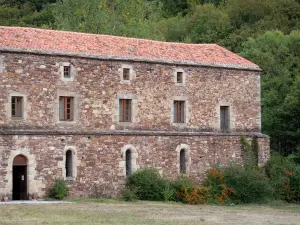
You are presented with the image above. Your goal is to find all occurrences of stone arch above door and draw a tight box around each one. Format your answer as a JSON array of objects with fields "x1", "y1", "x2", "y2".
[{"x1": 0, "y1": 148, "x2": 45, "y2": 199}]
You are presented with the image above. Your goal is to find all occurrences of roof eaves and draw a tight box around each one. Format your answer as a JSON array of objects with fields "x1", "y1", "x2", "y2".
[{"x1": 0, "y1": 47, "x2": 262, "y2": 71}]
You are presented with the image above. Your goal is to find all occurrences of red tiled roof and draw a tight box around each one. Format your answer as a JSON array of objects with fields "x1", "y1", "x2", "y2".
[{"x1": 0, "y1": 26, "x2": 260, "y2": 70}]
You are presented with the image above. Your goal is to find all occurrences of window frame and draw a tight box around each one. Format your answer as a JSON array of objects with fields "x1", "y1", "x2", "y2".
[
  {"x1": 119, "y1": 99, "x2": 132, "y2": 122},
  {"x1": 125, "y1": 149, "x2": 132, "y2": 177},
  {"x1": 176, "y1": 72, "x2": 183, "y2": 83},
  {"x1": 11, "y1": 96, "x2": 23, "y2": 118},
  {"x1": 65, "y1": 150, "x2": 73, "y2": 179},
  {"x1": 179, "y1": 149, "x2": 186, "y2": 174},
  {"x1": 63, "y1": 65, "x2": 71, "y2": 78},
  {"x1": 59, "y1": 96, "x2": 74, "y2": 121},
  {"x1": 174, "y1": 100, "x2": 185, "y2": 123},
  {"x1": 122, "y1": 68, "x2": 130, "y2": 81},
  {"x1": 220, "y1": 106, "x2": 230, "y2": 132}
]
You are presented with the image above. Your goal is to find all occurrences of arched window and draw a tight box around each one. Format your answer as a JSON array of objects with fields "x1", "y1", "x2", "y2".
[
  {"x1": 125, "y1": 149, "x2": 132, "y2": 177},
  {"x1": 66, "y1": 150, "x2": 73, "y2": 178},
  {"x1": 180, "y1": 149, "x2": 186, "y2": 174}
]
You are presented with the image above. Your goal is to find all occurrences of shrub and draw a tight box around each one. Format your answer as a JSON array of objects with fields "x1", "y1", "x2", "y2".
[
  {"x1": 267, "y1": 152, "x2": 300, "y2": 202},
  {"x1": 121, "y1": 186, "x2": 138, "y2": 201},
  {"x1": 205, "y1": 164, "x2": 273, "y2": 204},
  {"x1": 175, "y1": 185, "x2": 209, "y2": 204},
  {"x1": 223, "y1": 165, "x2": 273, "y2": 204},
  {"x1": 162, "y1": 183, "x2": 176, "y2": 201},
  {"x1": 172, "y1": 175, "x2": 209, "y2": 204},
  {"x1": 49, "y1": 179, "x2": 68, "y2": 200},
  {"x1": 125, "y1": 168, "x2": 169, "y2": 201},
  {"x1": 205, "y1": 168, "x2": 235, "y2": 205}
]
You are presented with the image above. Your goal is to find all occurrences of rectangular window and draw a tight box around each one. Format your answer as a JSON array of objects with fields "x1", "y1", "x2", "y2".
[
  {"x1": 11, "y1": 96, "x2": 23, "y2": 118},
  {"x1": 63, "y1": 66, "x2": 71, "y2": 78},
  {"x1": 119, "y1": 99, "x2": 132, "y2": 122},
  {"x1": 174, "y1": 101, "x2": 185, "y2": 123},
  {"x1": 59, "y1": 96, "x2": 74, "y2": 121},
  {"x1": 177, "y1": 72, "x2": 183, "y2": 83},
  {"x1": 123, "y1": 68, "x2": 130, "y2": 80},
  {"x1": 220, "y1": 106, "x2": 230, "y2": 131}
]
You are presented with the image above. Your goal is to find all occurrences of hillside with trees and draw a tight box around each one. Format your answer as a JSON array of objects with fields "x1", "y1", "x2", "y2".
[{"x1": 1, "y1": 0, "x2": 300, "y2": 156}]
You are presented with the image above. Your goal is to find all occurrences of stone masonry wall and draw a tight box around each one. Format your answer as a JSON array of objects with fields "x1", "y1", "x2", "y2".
[
  {"x1": 0, "y1": 134, "x2": 269, "y2": 198},
  {"x1": 0, "y1": 52, "x2": 269, "y2": 198},
  {"x1": 0, "y1": 52, "x2": 261, "y2": 132}
]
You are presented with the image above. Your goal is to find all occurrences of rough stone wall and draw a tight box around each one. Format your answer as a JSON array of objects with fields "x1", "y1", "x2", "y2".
[
  {"x1": 0, "y1": 52, "x2": 269, "y2": 198},
  {"x1": 0, "y1": 134, "x2": 255, "y2": 198},
  {"x1": 0, "y1": 52, "x2": 261, "y2": 132}
]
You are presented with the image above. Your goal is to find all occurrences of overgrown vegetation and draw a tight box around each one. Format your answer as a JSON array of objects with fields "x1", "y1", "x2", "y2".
[
  {"x1": 123, "y1": 168, "x2": 210, "y2": 204},
  {"x1": 205, "y1": 137, "x2": 300, "y2": 205},
  {"x1": 123, "y1": 137, "x2": 300, "y2": 205},
  {"x1": 48, "y1": 178, "x2": 68, "y2": 200}
]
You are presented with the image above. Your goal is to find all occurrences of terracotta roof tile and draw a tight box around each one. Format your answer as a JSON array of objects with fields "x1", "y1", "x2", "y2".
[{"x1": 0, "y1": 26, "x2": 260, "y2": 70}]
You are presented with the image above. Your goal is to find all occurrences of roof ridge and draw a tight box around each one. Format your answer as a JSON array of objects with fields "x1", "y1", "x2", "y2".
[{"x1": 0, "y1": 26, "x2": 217, "y2": 46}]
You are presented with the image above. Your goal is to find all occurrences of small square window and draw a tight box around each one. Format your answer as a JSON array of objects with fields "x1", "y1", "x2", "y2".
[
  {"x1": 119, "y1": 99, "x2": 132, "y2": 122},
  {"x1": 177, "y1": 72, "x2": 183, "y2": 83},
  {"x1": 123, "y1": 68, "x2": 130, "y2": 80},
  {"x1": 174, "y1": 101, "x2": 185, "y2": 123},
  {"x1": 63, "y1": 66, "x2": 71, "y2": 78},
  {"x1": 59, "y1": 96, "x2": 74, "y2": 121},
  {"x1": 11, "y1": 96, "x2": 23, "y2": 118}
]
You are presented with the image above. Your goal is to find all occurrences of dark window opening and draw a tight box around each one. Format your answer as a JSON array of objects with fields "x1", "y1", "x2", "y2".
[
  {"x1": 220, "y1": 106, "x2": 230, "y2": 132},
  {"x1": 125, "y1": 149, "x2": 132, "y2": 177},
  {"x1": 123, "y1": 68, "x2": 130, "y2": 80},
  {"x1": 119, "y1": 99, "x2": 132, "y2": 122},
  {"x1": 180, "y1": 149, "x2": 186, "y2": 174},
  {"x1": 11, "y1": 96, "x2": 23, "y2": 118},
  {"x1": 177, "y1": 72, "x2": 183, "y2": 83},
  {"x1": 174, "y1": 101, "x2": 185, "y2": 123},
  {"x1": 59, "y1": 96, "x2": 74, "y2": 121},
  {"x1": 66, "y1": 150, "x2": 73, "y2": 178},
  {"x1": 63, "y1": 66, "x2": 71, "y2": 78}
]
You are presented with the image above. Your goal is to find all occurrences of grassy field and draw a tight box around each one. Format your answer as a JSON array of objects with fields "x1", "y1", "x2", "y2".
[{"x1": 0, "y1": 199, "x2": 299, "y2": 225}]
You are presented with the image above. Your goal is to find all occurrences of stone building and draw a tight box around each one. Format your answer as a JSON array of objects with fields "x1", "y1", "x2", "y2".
[{"x1": 0, "y1": 26, "x2": 269, "y2": 200}]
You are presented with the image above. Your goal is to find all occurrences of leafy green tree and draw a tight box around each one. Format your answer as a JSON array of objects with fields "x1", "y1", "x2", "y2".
[
  {"x1": 186, "y1": 4, "x2": 230, "y2": 43},
  {"x1": 240, "y1": 30, "x2": 300, "y2": 155},
  {"x1": 52, "y1": 0, "x2": 164, "y2": 39}
]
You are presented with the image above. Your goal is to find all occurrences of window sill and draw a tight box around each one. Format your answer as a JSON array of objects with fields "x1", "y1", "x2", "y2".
[
  {"x1": 175, "y1": 83, "x2": 185, "y2": 87},
  {"x1": 61, "y1": 77, "x2": 74, "y2": 82},
  {"x1": 172, "y1": 122, "x2": 187, "y2": 127},
  {"x1": 57, "y1": 120, "x2": 77, "y2": 124},
  {"x1": 11, "y1": 117, "x2": 24, "y2": 121},
  {"x1": 118, "y1": 121, "x2": 134, "y2": 126},
  {"x1": 120, "y1": 80, "x2": 131, "y2": 84}
]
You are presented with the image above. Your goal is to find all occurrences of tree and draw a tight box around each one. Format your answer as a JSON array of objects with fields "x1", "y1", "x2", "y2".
[
  {"x1": 186, "y1": 4, "x2": 230, "y2": 43},
  {"x1": 240, "y1": 31, "x2": 300, "y2": 155}
]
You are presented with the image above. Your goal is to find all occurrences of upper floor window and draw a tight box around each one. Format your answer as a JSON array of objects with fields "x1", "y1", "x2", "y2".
[
  {"x1": 119, "y1": 99, "x2": 132, "y2": 122},
  {"x1": 59, "y1": 96, "x2": 74, "y2": 121},
  {"x1": 60, "y1": 62, "x2": 76, "y2": 81},
  {"x1": 220, "y1": 106, "x2": 230, "y2": 131},
  {"x1": 177, "y1": 72, "x2": 183, "y2": 83},
  {"x1": 123, "y1": 68, "x2": 130, "y2": 80},
  {"x1": 63, "y1": 66, "x2": 71, "y2": 78},
  {"x1": 174, "y1": 101, "x2": 185, "y2": 123},
  {"x1": 11, "y1": 96, "x2": 23, "y2": 118}
]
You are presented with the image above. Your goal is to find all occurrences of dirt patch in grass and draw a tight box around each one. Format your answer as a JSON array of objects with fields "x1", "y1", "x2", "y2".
[{"x1": 0, "y1": 200, "x2": 299, "y2": 225}]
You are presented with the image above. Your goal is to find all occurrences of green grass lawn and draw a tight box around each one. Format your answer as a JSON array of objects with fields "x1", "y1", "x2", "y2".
[{"x1": 0, "y1": 199, "x2": 299, "y2": 225}]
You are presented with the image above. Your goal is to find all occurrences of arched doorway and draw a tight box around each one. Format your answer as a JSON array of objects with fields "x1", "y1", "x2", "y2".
[{"x1": 13, "y1": 155, "x2": 28, "y2": 200}]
